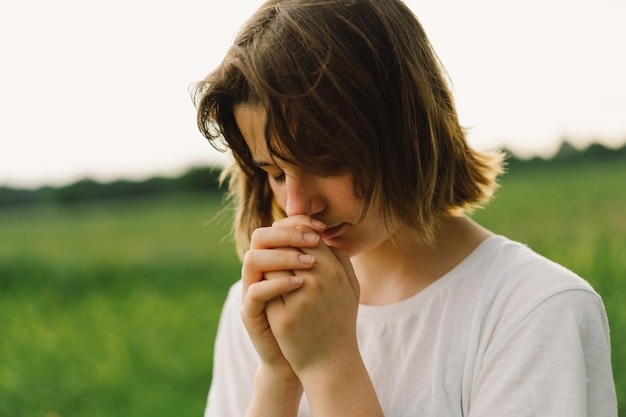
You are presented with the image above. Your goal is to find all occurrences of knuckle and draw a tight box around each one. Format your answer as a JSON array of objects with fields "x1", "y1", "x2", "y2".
[
  {"x1": 290, "y1": 225, "x2": 305, "y2": 240},
  {"x1": 287, "y1": 227, "x2": 301, "y2": 245},
  {"x1": 277, "y1": 313, "x2": 296, "y2": 331},
  {"x1": 250, "y1": 227, "x2": 264, "y2": 244},
  {"x1": 242, "y1": 249, "x2": 257, "y2": 266},
  {"x1": 245, "y1": 282, "x2": 262, "y2": 302},
  {"x1": 241, "y1": 254, "x2": 263, "y2": 281}
]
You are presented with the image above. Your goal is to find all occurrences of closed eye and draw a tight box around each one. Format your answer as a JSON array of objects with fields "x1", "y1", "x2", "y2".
[
  {"x1": 257, "y1": 164, "x2": 286, "y2": 184},
  {"x1": 271, "y1": 172, "x2": 286, "y2": 183}
]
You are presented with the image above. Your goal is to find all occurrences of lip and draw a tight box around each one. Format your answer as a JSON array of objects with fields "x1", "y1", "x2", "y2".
[{"x1": 319, "y1": 223, "x2": 345, "y2": 240}]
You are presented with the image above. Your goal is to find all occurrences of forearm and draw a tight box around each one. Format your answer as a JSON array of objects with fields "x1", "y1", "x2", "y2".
[
  {"x1": 245, "y1": 364, "x2": 304, "y2": 417},
  {"x1": 299, "y1": 355, "x2": 384, "y2": 417}
]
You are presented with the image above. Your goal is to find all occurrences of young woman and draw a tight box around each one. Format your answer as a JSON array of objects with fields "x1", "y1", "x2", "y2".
[{"x1": 193, "y1": 0, "x2": 617, "y2": 416}]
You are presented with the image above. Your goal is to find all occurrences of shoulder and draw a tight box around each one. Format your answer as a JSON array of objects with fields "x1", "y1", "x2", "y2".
[
  {"x1": 216, "y1": 280, "x2": 244, "y2": 328},
  {"x1": 206, "y1": 279, "x2": 258, "y2": 417},
  {"x1": 464, "y1": 237, "x2": 616, "y2": 415},
  {"x1": 476, "y1": 235, "x2": 598, "y2": 300},
  {"x1": 225, "y1": 279, "x2": 243, "y2": 306},
  {"x1": 468, "y1": 235, "x2": 606, "y2": 338}
]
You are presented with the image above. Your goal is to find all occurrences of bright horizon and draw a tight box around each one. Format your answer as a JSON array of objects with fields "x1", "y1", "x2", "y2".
[{"x1": 1, "y1": 0, "x2": 625, "y2": 189}]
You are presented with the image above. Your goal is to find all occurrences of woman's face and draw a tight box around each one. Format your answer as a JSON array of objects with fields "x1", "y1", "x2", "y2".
[{"x1": 234, "y1": 105, "x2": 396, "y2": 257}]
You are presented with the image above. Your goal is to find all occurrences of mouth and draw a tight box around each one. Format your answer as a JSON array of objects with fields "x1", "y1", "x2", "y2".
[{"x1": 319, "y1": 223, "x2": 345, "y2": 240}]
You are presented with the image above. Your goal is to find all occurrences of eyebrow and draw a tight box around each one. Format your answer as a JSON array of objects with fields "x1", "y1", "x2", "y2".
[
  {"x1": 254, "y1": 156, "x2": 288, "y2": 168},
  {"x1": 253, "y1": 155, "x2": 290, "y2": 169},
  {"x1": 254, "y1": 160, "x2": 272, "y2": 168}
]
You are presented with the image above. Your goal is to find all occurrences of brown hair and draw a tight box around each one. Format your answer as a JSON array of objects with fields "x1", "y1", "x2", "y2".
[{"x1": 192, "y1": 0, "x2": 504, "y2": 256}]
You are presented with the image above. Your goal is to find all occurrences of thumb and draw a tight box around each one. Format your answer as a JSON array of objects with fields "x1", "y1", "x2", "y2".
[{"x1": 329, "y1": 247, "x2": 360, "y2": 302}]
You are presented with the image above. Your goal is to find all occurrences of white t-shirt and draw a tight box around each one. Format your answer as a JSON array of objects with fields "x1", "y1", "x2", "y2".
[{"x1": 204, "y1": 235, "x2": 617, "y2": 416}]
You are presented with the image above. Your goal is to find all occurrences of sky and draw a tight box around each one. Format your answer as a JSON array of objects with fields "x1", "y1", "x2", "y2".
[{"x1": 1, "y1": 0, "x2": 625, "y2": 189}]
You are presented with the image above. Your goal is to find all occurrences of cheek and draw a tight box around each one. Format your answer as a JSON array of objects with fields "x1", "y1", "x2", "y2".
[{"x1": 270, "y1": 183, "x2": 287, "y2": 211}]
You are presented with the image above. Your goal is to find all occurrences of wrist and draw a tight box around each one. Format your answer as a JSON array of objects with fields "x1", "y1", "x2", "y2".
[
  {"x1": 298, "y1": 353, "x2": 366, "y2": 390},
  {"x1": 298, "y1": 355, "x2": 384, "y2": 416},
  {"x1": 246, "y1": 364, "x2": 303, "y2": 417},
  {"x1": 256, "y1": 362, "x2": 303, "y2": 394}
]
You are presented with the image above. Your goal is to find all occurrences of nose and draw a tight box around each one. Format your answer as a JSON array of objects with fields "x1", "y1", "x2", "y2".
[{"x1": 284, "y1": 172, "x2": 325, "y2": 217}]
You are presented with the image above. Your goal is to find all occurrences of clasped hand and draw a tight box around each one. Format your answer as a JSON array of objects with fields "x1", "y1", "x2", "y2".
[{"x1": 240, "y1": 215, "x2": 361, "y2": 382}]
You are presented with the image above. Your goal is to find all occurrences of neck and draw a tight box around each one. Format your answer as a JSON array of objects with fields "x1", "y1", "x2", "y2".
[{"x1": 351, "y1": 216, "x2": 492, "y2": 306}]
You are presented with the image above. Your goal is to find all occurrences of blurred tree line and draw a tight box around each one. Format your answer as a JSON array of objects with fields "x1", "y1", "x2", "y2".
[
  {"x1": 505, "y1": 140, "x2": 626, "y2": 170},
  {"x1": 1, "y1": 140, "x2": 625, "y2": 208},
  {"x1": 0, "y1": 167, "x2": 223, "y2": 208}
]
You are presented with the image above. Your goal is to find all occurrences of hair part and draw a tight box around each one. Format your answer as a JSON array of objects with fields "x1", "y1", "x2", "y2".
[{"x1": 192, "y1": 0, "x2": 505, "y2": 257}]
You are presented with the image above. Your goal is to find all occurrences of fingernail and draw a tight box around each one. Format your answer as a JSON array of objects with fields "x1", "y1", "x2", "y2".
[
  {"x1": 303, "y1": 232, "x2": 319, "y2": 243},
  {"x1": 290, "y1": 276, "x2": 303, "y2": 285},
  {"x1": 311, "y1": 219, "x2": 326, "y2": 229},
  {"x1": 298, "y1": 254, "x2": 315, "y2": 264}
]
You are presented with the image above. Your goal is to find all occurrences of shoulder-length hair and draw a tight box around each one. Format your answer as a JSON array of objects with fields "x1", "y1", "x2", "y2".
[{"x1": 192, "y1": 0, "x2": 504, "y2": 257}]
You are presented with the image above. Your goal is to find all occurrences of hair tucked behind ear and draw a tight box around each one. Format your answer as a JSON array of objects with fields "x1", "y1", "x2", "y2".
[{"x1": 192, "y1": 0, "x2": 505, "y2": 257}]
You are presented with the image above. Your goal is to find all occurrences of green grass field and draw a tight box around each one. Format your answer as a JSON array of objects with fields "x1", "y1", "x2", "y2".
[{"x1": 1, "y1": 160, "x2": 624, "y2": 416}]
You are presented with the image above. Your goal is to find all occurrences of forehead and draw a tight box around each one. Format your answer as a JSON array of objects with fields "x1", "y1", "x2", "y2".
[{"x1": 233, "y1": 105, "x2": 271, "y2": 163}]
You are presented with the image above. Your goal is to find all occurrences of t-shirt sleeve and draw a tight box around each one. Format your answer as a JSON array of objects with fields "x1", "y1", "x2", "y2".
[
  {"x1": 467, "y1": 288, "x2": 617, "y2": 417},
  {"x1": 204, "y1": 281, "x2": 259, "y2": 417}
]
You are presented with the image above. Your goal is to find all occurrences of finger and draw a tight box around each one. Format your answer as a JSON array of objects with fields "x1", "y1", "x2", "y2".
[
  {"x1": 241, "y1": 248, "x2": 315, "y2": 301},
  {"x1": 272, "y1": 215, "x2": 327, "y2": 232},
  {"x1": 293, "y1": 242, "x2": 361, "y2": 303},
  {"x1": 243, "y1": 248, "x2": 315, "y2": 277},
  {"x1": 250, "y1": 225, "x2": 321, "y2": 250},
  {"x1": 242, "y1": 276, "x2": 304, "y2": 318},
  {"x1": 264, "y1": 269, "x2": 294, "y2": 280},
  {"x1": 294, "y1": 241, "x2": 359, "y2": 301}
]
